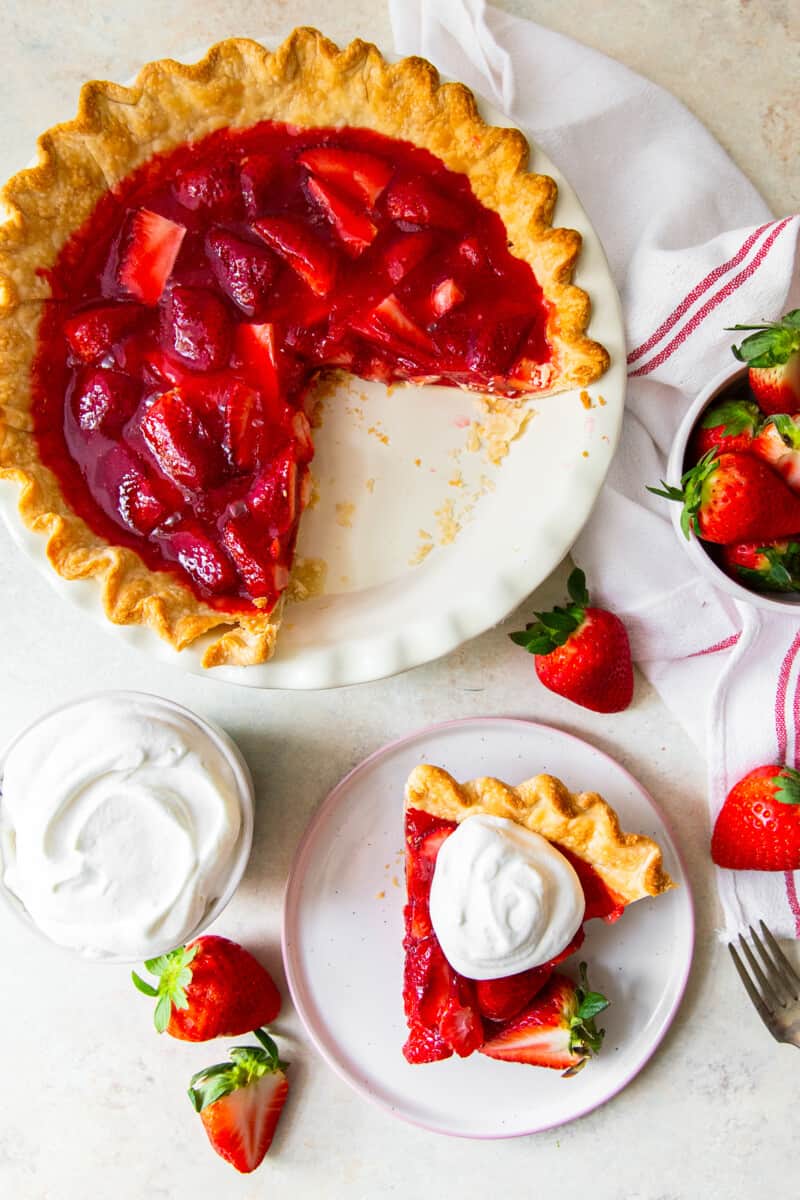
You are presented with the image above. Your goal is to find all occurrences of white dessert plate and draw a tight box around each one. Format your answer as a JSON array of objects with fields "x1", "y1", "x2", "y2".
[
  {"x1": 282, "y1": 717, "x2": 694, "y2": 1138},
  {"x1": 0, "y1": 48, "x2": 625, "y2": 689}
]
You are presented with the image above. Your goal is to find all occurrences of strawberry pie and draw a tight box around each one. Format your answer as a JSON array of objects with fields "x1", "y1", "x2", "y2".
[
  {"x1": 0, "y1": 30, "x2": 608, "y2": 666},
  {"x1": 403, "y1": 765, "x2": 673, "y2": 1072}
]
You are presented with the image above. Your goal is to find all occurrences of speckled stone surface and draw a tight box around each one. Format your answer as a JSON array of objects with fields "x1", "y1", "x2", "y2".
[{"x1": 0, "y1": 4, "x2": 797, "y2": 1198}]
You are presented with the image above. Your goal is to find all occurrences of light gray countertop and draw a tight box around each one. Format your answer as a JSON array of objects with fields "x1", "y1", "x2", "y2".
[{"x1": 0, "y1": 4, "x2": 796, "y2": 1197}]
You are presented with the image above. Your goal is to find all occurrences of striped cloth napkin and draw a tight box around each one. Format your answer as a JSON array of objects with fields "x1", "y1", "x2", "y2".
[{"x1": 389, "y1": 0, "x2": 800, "y2": 937}]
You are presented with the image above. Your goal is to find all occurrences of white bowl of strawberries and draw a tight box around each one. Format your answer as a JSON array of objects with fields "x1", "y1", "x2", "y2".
[{"x1": 656, "y1": 311, "x2": 800, "y2": 612}]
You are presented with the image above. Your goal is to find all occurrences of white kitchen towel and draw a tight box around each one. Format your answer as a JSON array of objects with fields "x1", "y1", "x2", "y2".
[{"x1": 390, "y1": 0, "x2": 800, "y2": 937}]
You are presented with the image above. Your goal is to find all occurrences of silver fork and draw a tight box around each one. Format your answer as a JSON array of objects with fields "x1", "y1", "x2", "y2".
[{"x1": 729, "y1": 920, "x2": 800, "y2": 1047}]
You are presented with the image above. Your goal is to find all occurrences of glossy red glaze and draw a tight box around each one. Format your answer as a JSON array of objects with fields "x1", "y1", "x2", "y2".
[{"x1": 33, "y1": 123, "x2": 551, "y2": 610}]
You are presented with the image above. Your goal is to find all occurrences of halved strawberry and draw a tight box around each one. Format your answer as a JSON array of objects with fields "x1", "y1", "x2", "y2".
[
  {"x1": 188, "y1": 1029, "x2": 288, "y2": 1175},
  {"x1": 381, "y1": 231, "x2": 437, "y2": 284},
  {"x1": 240, "y1": 154, "x2": 277, "y2": 217},
  {"x1": 475, "y1": 964, "x2": 554, "y2": 1023},
  {"x1": 64, "y1": 303, "x2": 146, "y2": 362},
  {"x1": 729, "y1": 311, "x2": 800, "y2": 415},
  {"x1": 248, "y1": 452, "x2": 298, "y2": 534},
  {"x1": 174, "y1": 162, "x2": 241, "y2": 216},
  {"x1": 252, "y1": 216, "x2": 337, "y2": 296},
  {"x1": 101, "y1": 446, "x2": 170, "y2": 535},
  {"x1": 305, "y1": 175, "x2": 377, "y2": 256},
  {"x1": 222, "y1": 515, "x2": 287, "y2": 598},
  {"x1": 430, "y1": 278, "x2": 465, "y2": 319},
  {"x1": 206, "y1": 230, "x2": 277, "y2": 316},
  {"x1": 385, "y1": 177, "x2": 462, "y2": 230},
  {"x1": 367, "y1": 294, "x2": 433, "y2": 352},
  {"x1": 70, "y1": 367, "x2": 140, "y2": 435},
  {"x1": 141, "y1": 388, "x2": 224, "y2": 490},
  {"x1": 165, "y1": 523, "x2": 239, "y2": 593},
  {"x1": 480, "y1": 965, "x2": 609, "y2": 1075},
  {"x1": 299, "y1": 147, "x2": 393, "y2": 206},
  {"x1": 235, "y1": 322, "x2": 281, "y2": 398},
  {"x1": 159, "y1": 285, "x2": 233, "y2": 372},
  {"x1": 220, "y1": 380, "x2": 267, "y2": 470},
  {"x1": 118, "y1": 209, "x2": 186, "y2": 306},
  {"x1": 751, "y1": 413, "x2": 800, "y2": 491},
  {"x1": 722, "y1": 538, "x2": 800, "y2": 592}
]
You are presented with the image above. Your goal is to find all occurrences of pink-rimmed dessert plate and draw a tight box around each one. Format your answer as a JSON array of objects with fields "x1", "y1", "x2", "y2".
[{"x1": 282, "y1": 716, "x2": 694, "y2": 1138}]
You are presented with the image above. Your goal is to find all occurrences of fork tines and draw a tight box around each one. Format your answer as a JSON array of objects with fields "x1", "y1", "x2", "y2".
[{"x1": 729, "y1": 920, "x2": 800, "y2": 1042}]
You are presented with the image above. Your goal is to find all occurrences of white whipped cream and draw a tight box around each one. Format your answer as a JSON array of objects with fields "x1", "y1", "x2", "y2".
[
  {"x1": 428, "y1": 814, "x2": 585, "y2": 980},
  {"x1": 0, "y1": 695, "x2": 245, "y2": 959}
]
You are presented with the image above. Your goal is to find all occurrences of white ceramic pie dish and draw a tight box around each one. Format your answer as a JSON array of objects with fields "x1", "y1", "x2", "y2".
[
  {"x1": 665, "y1": 362, "x2": 800, "y2": 615},
  {"x1": 0, "y1": 50, "x2": 626, "y2": 689}
]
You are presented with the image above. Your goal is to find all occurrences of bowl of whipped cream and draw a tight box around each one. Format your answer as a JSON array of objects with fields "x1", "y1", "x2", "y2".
[{"x1": 0, "y1": 691, "x2": 254, "y2": 961}]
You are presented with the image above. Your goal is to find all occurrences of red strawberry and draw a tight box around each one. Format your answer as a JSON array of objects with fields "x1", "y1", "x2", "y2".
[
  {"x1": 221, "y1": 380, "x2": 267, "y2": 470},
  {"x1": 729, "y1": 310, "x2": 800, "y2": 415},
  {"x1": 690, "y1": 397, "x2": 761, "y2": 461},
  {"x1": 160, "y1": 285, "x2": 233, "y2": 372},
  {"x1": 298, "y1": 147, "x2": 393, "y2": 206},
  {"x1": 70, "y1": 366, "x2": 140, "y2": 435},
  {"x1": 141, "y1": 388, "x2": 224, "y2": 490},
  {"x1": 722, "y1": 538, "x2": 800, "y2": 592},
  {"x1": 711, "y1": 764, "x2": 800, "y2": 870},
  {"x1": 100, "y1": 446, "x2": 171, "y2": 535},
  {"x1": 751, "y1": 413, "x2": 800, "y2": 491},
  {"x1": 381, "y1": 231, "x2": 437, "y2": 284},
  {"x1": 240, "y1": 153, "x2": 277, "y2": 216},
  {"x1": 479, "y1": 964, "x2": 609, "y2": 1074},
  {"x1": 365, "y1": 294, "x2": 433, "y2": 353},
  {"x1": 385, "y1": 177, "x2": 462, "y2": 230},
  {"x1": 650, "y1": 449, "x2": 800, "y2": 544},
  {"x1": 206, "y1": 230, "x2": 277, "y2": 316},
  {"x1": 118, "y1": 209, "x2": 186, "y2": 305},
  {"x1": 164, "y1": 523, "x2": 239, "y2": 594},
  {"x1": 174, "y1": 162, "x2": 241, "y2": 216},
  {"x1": 235, "y1": 322, "x2": 281, "y2": 399},
  {"x1": 131, "y1": 934, "x2": 281, "y2": 1040},
  {"x1": 247, "y1": 451, "x2": 298, "y2": 534},
  {"x1": 475, "y1": 964, "x2": 554, "y2": 1023},
  {"x1": 252, "y1": 216, "x2": 337, "y2": 296},
  {"x1": 305, "y1": 175, "x2": 377, "y2": 256},
  {"x1": 510, "y1": 567, "x2": 634, "y2": 714},
  {"x1": 64, "y1": 302, "x2": 145, "y2": 362},
  {"x1": 430, "y1": 278, "x2": 465, "y2": 319},
  {"x1": 222, "y1": 515, "x2": 289, "y2": 598},
  {"x1": 188, "y1": 1029, "x2": 288, "y2": 1174}
]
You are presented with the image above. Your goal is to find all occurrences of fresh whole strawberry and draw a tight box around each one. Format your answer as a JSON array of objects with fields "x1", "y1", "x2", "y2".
[
  {"x1": 722, "y1": 538, "x2": 800, "y2": 592},
  {"x1": 131, "y1": 934, "x2": 281, "y2": 1040},
  {"x1": 188, "y1": 1029, "x2": 288, "y2": 1174},
  {"x1": 649, "y1": 449, "x2": 800, "y2": 544},
  {"x1": 509, "y1": 567, "x2": 634, "y2": 713},
  {"x1": 689, "y1": 396, "x2": 761, "y2": 462},
  {"x1": 711, "y1": 764, "x2": 800, "y2": 870},
  {"x1": 479, "y1": 964, "x2": 609, "y2": 1075},
  {"x1": 751, "y1": 413, "x2": 800, "y2": 491},
  {"x1": 728, "y1": 310, "x2": 800, "y2": 415}
]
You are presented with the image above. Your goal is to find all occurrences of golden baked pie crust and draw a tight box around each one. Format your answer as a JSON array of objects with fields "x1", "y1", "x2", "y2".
[
  {"x1": 405, "y1": 764, "x2": 675, "y2": 904},
  {"x1": 0, "y1": 28, "x2": 609, "y2": 667}
]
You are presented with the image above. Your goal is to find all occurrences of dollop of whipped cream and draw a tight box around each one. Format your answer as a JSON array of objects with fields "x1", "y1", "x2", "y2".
[
  {"x1": 428, "y1": 814, "x2": 585, "y2": 980},
  {"x1": 0, "y1": 695, "x2": 244, "y2": 959}
]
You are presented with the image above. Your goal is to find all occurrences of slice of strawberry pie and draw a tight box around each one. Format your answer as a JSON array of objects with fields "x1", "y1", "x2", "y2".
[
  {"x1": 403, "y1": 765, "x2": 674, "y2": 1072},
  {"x1": 0, "y1": 30, "x2": 608, "y2": 667}
]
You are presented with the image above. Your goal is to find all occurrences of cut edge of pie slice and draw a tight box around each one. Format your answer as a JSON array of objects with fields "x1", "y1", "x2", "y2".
[
  {"x1": 402, "y1": 764, "x2": 675, "y2": 1065},
  {"x1": 0, "y1": 28, "x2": 610, "y2": 667}
]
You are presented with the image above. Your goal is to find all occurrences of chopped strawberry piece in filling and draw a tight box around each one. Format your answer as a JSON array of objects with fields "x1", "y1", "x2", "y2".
[
  {"x1": 32, "y1": 122, "x2": 552, "y2": 615},
  {"x1": 402, "y1": 807, "x2": 621, "y2": 1063}
]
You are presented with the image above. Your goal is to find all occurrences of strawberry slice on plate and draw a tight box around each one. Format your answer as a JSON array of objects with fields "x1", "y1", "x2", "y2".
[
  {"x1": 480, "y1": 964, "x2": 609, "y2": 1075},
  {"x1": 64, "y1": 302, "x2": 146, "y2": 362},
  {"x1": 188, "y1": 1029, "x2": 288, "y2": 1174},
  {"x1": 305, "y1": 175, "x2": 377, "y2": 256},
  {"x1": 298, "y1": 146, "x2": 393, "y2": 206},
  {"x1": 729, "y1": 310, "x2": 800, "y2": 415},
  {"x1": 252, "y1": 215, "x2": 337, "y2": 296},
  {"x1": 118, "y1": 208, "x2": 186, "y2": 305},
  {"x1": 475, "y1": 964, "x2": 554, "y2": 1023}
]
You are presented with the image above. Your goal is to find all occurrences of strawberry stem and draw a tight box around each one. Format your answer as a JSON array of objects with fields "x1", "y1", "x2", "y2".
[
  {"x1": 727, "y1": 310, "x2": 800, "y2": 369},
  {"x1": 509, "y1": 566, "x2": 589, "y2": 655}
]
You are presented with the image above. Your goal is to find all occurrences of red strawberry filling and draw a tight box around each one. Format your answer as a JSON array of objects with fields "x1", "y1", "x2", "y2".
[
  {"x1": 402, "y1": 807, "x2": 624, "y2": 1063},
  {"x1": 32, "y1": 122, "x2": 552, "y2": 614}
]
